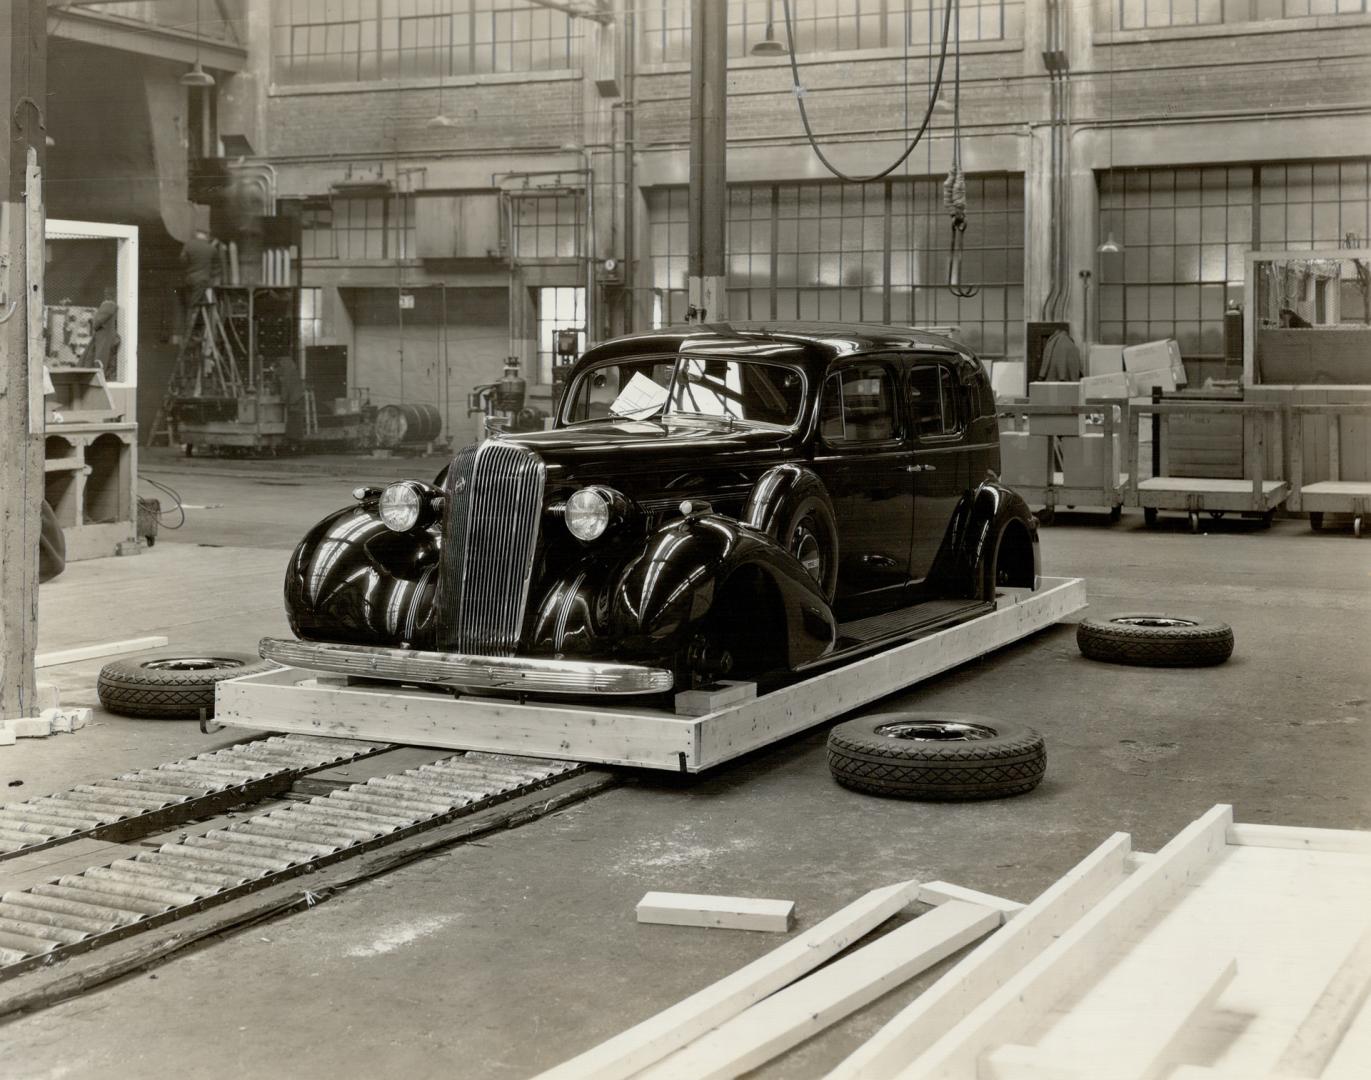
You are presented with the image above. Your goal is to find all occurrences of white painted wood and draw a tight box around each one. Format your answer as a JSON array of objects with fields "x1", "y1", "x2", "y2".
[
  {"x1": 1273, "y1": 924, "x2": 1371, "y2": 1078},
  {"x1": 979, "y1": 954, "x2": 1236, "y2": 1080},
  {"x1": 534, "y1": 879, "x2": 923, "y2": 1080},
  {"x1": 216, "y1": 578, "x2": 1086, "y2": 773},
  {"x1": 641, "y1": 901, "x2": 1001, "y2": 1080},
  {"x1": 894, "y1": 806, "x2": 1233, "y2": 1080},
  {"x1": 635, "y1": 891, "x2": 795, "y2": 933},
  {"x1": 1227, "y1": 822, "x2": 1371, "y2": 856},
  {"x1": 916, "y1": 882, "x2": 1025, "y2": 918},
  {"x1": 827, "y1": 833, "x2": 1132, "y2": 1080},
  {"x1": 673, "y1": 681, "x2": 756, "y2": 717},
  {"x1": 1125, "y1": 852, "x2": 1154, "y2": 869},
  {"x1": 34, "y1": 635, "x2": 169, "y2": 669}
]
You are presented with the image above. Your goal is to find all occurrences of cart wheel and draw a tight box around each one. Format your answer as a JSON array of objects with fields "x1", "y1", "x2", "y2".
[
  {"x1": 1189, "y1": 511, "x2": 1200, "y2": 534},
  {"x1": 1144, "y1": 508, "x2": 1158, "y2": 528},
  {"x1": 1309, "y1": 512, "x2": 1323, "y2": 532},
  {"x1": 1037, "y1": 507, "x2": 1055, "y2": 526},
  {"x1": 1209, "y1": 511, "x2": 1225, "y2": 520},
  {"x1": 1261, "y1": 510, "x2": 1275, "y2": 529},
  {"x1": 1109, "y1": 505, "x2": 1122, "y2": 522}
]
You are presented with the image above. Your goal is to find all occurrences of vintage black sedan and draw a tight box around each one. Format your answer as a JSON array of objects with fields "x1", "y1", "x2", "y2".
[{"x1": 261, "y1": 323, "x2": 1039, "y2": 696}]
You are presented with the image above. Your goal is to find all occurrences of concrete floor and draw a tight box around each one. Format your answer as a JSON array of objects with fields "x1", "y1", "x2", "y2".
[{"x1": 3, "y1": 457, "x2": 1369, "y2": 1080}]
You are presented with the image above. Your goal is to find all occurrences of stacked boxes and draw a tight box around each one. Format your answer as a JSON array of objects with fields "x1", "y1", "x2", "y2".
[
  {"x1": 1122, "y1": 339, "x2": 1187, "y2": 396},
  {"x1": 1027, "y1": 381, "x2": 1086, "y2": 437}
]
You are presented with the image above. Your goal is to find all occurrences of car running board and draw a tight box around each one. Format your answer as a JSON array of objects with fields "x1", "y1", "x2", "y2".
[{"x1": 797, "y1": 598, "x2": 994, "y2": 674}]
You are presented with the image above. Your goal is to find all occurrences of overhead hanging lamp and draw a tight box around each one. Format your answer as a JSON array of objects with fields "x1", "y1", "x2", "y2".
[
  {"x1": 751, "y1": 0, "x2": 788, "y2": 55},
  {"x1": 180, "y1": 0, "x2": 216, "y2": 87},
  {"x1": 1096, "y1": 32, "x2": 1121, "y2": 255}
]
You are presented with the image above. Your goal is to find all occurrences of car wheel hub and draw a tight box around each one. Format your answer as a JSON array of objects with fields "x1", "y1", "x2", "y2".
[
  {"x1": 874, "y1": 720, "x2": 999, "y2": 742},
  {"x1": 1112, "y1": 617, "x2": 1196, "y2": 629},
  {"x1": 142, "y1": 658, "x2": 246, "y2": 672}
]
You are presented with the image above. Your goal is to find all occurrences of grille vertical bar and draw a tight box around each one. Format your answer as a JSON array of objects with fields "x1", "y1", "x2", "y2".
[{"x1": 437, "y1": 441, "x2": 545, "y2": 656}]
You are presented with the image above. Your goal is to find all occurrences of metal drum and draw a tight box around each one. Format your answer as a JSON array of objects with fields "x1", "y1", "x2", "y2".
[{"x1": 374, "y1": 403, "x2": 442, "y2": 447}]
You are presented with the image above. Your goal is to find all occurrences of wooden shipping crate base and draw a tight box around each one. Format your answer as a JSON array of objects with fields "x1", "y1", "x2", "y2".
[
  {"x1": 636, "y1": 892, "x2": 796, "y2": 933},
  {"x1": 214, "y1": 577, "x2": 1086, "y2": 773}
]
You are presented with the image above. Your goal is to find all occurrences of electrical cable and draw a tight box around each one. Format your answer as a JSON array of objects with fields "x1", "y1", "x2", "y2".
[
  {"x1": 139, "y1": 475, "x2": 187, "y2": 530},
  {"x1": 780, "y1": 0, "x2": 956, "y2": 185},
  {"x1": 943, "y1": 0, "x2": 979, "y2": 299}
]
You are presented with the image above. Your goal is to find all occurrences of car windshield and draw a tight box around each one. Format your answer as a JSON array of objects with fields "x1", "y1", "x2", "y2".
[{"x1": 564, "y1": 356, "x2": 805, "y2": 429}]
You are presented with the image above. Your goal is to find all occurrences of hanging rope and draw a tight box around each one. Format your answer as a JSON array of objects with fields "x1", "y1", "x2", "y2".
[
  {"x1": 943, "y1": 1, "x2": 979, "y2": 298},
  {"x1": 781, "y1": 0, "x2": 956, "y2": 185}
]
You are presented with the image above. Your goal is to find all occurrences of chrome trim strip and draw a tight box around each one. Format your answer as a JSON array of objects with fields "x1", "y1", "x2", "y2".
[{"x1": 260, "y1": 638, "x2": 673, "y2": 696}]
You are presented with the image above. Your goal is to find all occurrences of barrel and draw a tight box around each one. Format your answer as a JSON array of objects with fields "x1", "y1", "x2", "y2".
[{"x1": 375, "y1": 403, "x2": 443, "y2": 448}]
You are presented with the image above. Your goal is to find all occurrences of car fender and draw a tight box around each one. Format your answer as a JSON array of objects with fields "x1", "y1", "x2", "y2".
[
  {"x1": 608, "y1": 513, "x2": 837, "y2": 667},
  {"x1": 284, "y1": 505, "x2": 441, "y2": 648},
  {"x1": 927, "y1": 481, "x2": 1040, "y2": 600}
]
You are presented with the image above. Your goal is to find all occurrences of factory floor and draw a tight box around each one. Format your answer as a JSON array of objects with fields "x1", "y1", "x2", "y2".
[{"x1": 3, "y1": 455, "x2": 1369, "y2": 1080}]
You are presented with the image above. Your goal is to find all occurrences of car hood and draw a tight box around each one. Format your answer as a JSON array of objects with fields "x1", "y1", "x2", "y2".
[{"x1": 493, "y1": 419, "x2": 795, "y2": 474}]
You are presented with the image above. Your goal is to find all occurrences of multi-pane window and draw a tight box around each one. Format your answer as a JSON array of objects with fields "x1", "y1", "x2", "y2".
[
  {"x1": 299, "y1": 287, "x2": 324, "y2": 348},
  {"x1": 273, "y1": 0, "x2": 582, "y2": 86},
  {"x1": 310, "y1": 196, "x2": 415, "y2": 261},
  {"x1": 646, "y1": 176, "x2": 1025, "y2": 361},
  {"x1": 640, "y1": 0, "x2": 1021, "y2": 64},
  {"x1": 537, "y1": 287, "x2": 585, "y2": 384},
  {"x1": 1116, "y1": 0, "x2": 1367, "y2": 31},
  {"x1": 511, "y1": 193, "x2": 582, "y2": 260},
  {"x1": 1097, "y1": 161, "x2": 1371, "y2": 355}
]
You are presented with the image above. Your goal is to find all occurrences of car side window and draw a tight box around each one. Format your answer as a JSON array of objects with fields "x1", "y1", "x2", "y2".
[
  {"x1": 906, "y1": 363, "x2": 962, "y2": 439},
  {"x1": 820, "y1": 364, "x2": 897, "y2": 444}
]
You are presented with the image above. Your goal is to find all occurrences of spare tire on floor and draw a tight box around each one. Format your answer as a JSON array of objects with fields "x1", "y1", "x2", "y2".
[
  {"x1": 1076, "y1": 614, "x2": 1234, "y2": 668},
  {"x1": 826, "y1": 713, "x2": 1046, "y2": 801},
  {"x1": 98, "y1": 653, "x2": 276, "y2": 719}
]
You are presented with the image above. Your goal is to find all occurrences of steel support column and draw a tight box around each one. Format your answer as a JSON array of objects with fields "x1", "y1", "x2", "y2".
[{"x1": 687, "y1": 0, "x2": 727, "y2": 323}]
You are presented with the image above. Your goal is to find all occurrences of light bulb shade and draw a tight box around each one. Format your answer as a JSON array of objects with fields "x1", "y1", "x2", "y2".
[
  {"x1": 180, "y1": 63, "x2": 215, "y2": 88},
  {"x1": 751, "y1": 34, "x2": 787, "y2": 56},
  {"x1": 1097, "y1": 231, "x2": 1123, "y2": 255},
  {"x1": 426, "y1": 114, "x2": 457, "y2": 128}
]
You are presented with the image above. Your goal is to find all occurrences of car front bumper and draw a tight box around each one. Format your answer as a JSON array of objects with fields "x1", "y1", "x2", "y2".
[{"x1": 258, "y1": 638, "x2": 674, "y2": 696}]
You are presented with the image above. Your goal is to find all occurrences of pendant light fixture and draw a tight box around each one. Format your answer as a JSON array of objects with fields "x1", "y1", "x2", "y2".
[
  {"x1": 751, "y1": 0, "x2": 788, "y2": 56},
  {"x1": 1097, "y1": 30, "x2": 1121, "y2": 254},
  {"x1": 180, "y1": 0, "x2": 216, "y2": 88}
]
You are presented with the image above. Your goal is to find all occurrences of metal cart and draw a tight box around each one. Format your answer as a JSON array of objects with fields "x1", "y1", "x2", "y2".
[
  {"x1": 1289, "y1": 403, "x2": 1371, "y2": 537},
  {"x1": 1001, "y1": 401, "x2": 1129, "y2": 523}
]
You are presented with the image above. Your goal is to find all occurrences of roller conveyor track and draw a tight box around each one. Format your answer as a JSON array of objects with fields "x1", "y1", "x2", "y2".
[
  {"x1": 0, "y1": 751, "x2": 581, "y2": 978},
  {"x1": 0, "y1": 736, "x2": 391, "y2": 861}
]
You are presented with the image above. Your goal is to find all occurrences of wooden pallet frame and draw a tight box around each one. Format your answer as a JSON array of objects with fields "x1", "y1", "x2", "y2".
[{"x1": 215, "y1": 576, "x2": 1086, "y2": 772}]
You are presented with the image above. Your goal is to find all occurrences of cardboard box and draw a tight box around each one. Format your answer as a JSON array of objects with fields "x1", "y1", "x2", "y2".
[
  {"x1": 1028, "y1": 380, "x2": 1082, "y2": 406},
  {"x1": 1087, "y1": 344, "x2": 1125, "y2": 376},
  {"x1": 1123, "y1": 339, "x2": 1174, "y2": 374},
  {"x1": 1079, "y1": 372, "x2": 1130, "y2": 401},
  {"x1": 991, "y1": 361, "x2": 1026, "y2": 400},
  {"x1": 1061, "y1": 432, "x2": 1121, "y2": 488},
  {"x1": 999, "y1": 431, "x2": 1051, "y2": 487},
  {"x1": 1128, "y1": 368, "x2": 1178, "y2": 396}
]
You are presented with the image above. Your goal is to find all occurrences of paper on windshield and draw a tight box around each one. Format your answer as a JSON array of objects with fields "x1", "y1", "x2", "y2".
[{"x1": 610, "y1": 371, "x2": 670, "y2": 419}]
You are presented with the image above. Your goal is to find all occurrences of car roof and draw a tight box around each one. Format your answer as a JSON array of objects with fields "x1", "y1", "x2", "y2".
[{"x1": 577, "y1": 321, "x2": 973, "y2": 375}]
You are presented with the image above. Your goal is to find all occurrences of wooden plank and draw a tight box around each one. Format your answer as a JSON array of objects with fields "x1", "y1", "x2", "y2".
[
  {"x1": 1227, "y1": 822, "x2": 1371, "y2": 856},
  {"x1": 635, "y1": 892, "x2": 795, "y2": 934},
  {"x1": 979, "y1": 954, "x2": 1236, "y2": 1080},
  {"x1": 534, "y1": 879, "x2": 924, "y2": 1080},
  {"x1": 695, "y1": 577, "x2": 1087, "y2": 770},
  {"x1": 893, "y1": 806, "x2": 1233, "y2": 1080},
  {"x1": 916, "y1": 882, "x2": 1025, "y2": 918},
  {"x1": 827, "y1": 833, "x2": 1132, "y2": 1080},
  {"x1": 216, "y1": 667, "x2": 697, "y2": 772},
  {"x1": 34, "y1": 635, "x2": 170, "y2": 669},
  {"x1": 1274, "y1": 924, "x2": 1371, "y2": 1078},
  {"x1": 24, "y1": 148, "x2": 44, "y2": 436},
  {"x1": 640, "y1": 901, "x2": 1000, "y2": 1080}
]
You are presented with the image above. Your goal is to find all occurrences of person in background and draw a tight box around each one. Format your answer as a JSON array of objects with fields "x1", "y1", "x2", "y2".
[
  {"x1": 82, "y1": 298, "x2": 121, "y2": 382},
  {"x1": 180, "y1": 228, "x2": 218, "y2": 312}
]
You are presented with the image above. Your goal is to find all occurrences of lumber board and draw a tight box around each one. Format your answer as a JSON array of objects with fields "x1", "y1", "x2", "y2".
[
  {"x1": 916, "y1": 882, "x2": 1025, "y2": 918},
  {"x1": 640, "y1": 901, "x2": 1000, "y2": 1080},
  {"x1": 534, "y1": 879, "x2": 923, "y2": 1080},
  {"x1": 1227, "y1": 822, "x2": 1371, "y2": 856},
  {"x1": 893, "y1": 806, "x2": 1233, "y2": 1080},
  {"x1": 979, "y1": 954, "x2": 1236, "y2": 1080},
  {"x1": 34, "y1": 635, "x2": 170, "y2": 668},
  {"x1": 635, "y1": 892, "x2": 795, "y2": 933},
  {"x1": 826, "y1": 833, "x2": 1132, "y2": 1080},
  {"x1": 1273, "y1": 924, "x2": 1371, "y2": 1078}
]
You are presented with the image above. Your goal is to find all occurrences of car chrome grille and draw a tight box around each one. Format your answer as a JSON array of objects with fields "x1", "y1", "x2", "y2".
[{"x1": 437, "y1": 441, "x2": 546, "y2": 656}]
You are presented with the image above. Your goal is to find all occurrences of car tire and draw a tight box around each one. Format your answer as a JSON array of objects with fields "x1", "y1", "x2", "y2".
[
  {"x1": 826, "y1": 713, "x2": 1046, "y2": 801},
  {"x1": 97, "y1": 653, "x2": 276, "y2": 719},
  {"x1": 1076, "y1": 614, "x2": 1234, "y2": 667},
  {"x1": 776, "y1": 494, "x2": 839, "y2": 602}
]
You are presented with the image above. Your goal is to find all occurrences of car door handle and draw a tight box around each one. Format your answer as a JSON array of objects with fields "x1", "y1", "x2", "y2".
[{"x1": 904, "y1": 463, "x2": 936, "y2": 473}]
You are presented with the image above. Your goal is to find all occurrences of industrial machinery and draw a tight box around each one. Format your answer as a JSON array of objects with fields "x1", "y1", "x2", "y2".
[{"x1": 467, "y1": 357, "x2": 546, "y2": 438}]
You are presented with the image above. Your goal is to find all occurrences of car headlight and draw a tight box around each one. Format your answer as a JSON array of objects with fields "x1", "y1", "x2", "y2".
[
  {"x1": 378, "y1": 481, "x2": 424, "y2": 532},
  {"x1": 565, "y1": 487, "x2": 613, "y2": 541}
]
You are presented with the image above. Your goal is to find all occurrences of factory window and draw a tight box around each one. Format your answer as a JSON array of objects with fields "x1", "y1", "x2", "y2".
[
  {"x1": 300, "y1": 287, "x2": 325, "y2": 348},
  {"x1": 512, "y1": 193, "x2": 583, "y2": 261},
  {"x1": 326, "y1": 195, "x2": 416, "y2": 261},
  {"x1": 1115, "y1": 0, "x2": 1368, "y2": 30},
  {"x1": 537, "y1": 287, "x2": 585, "y2": 384},
  {"x1": 300, "y1": 204, "x2": 335, "y2": 259},
  {"x1": 646, "y1": 175, "x2": 1025, "y2": 361},
  {"x1": 640, "y1": 0, "x2": 1022, "y2": 64},
  {"x1": 274, "y1": 0, "x2": 581, "y2": 86},
  {"x1": 1096, "y1": 161, "x2": 1371, "y2": 356}
]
